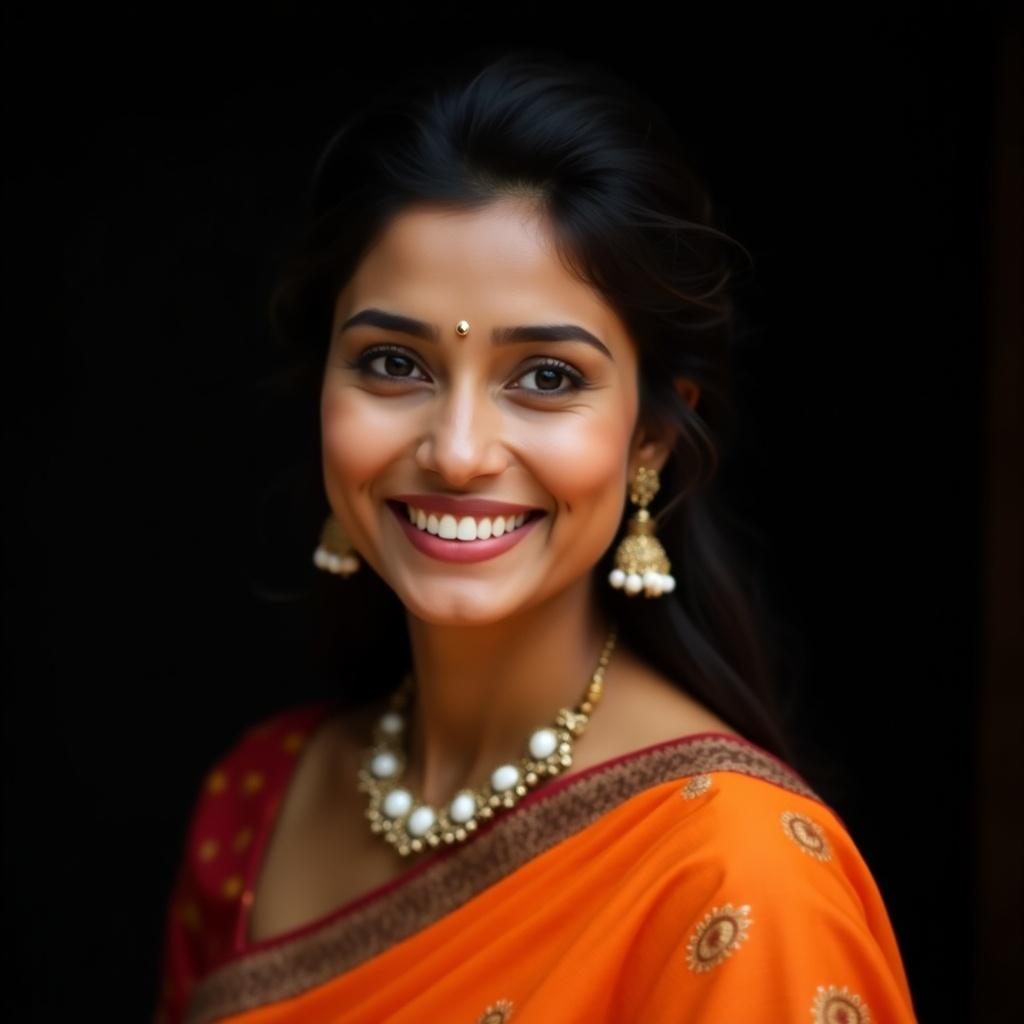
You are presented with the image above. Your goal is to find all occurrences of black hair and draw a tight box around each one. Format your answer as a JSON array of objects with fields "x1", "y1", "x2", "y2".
[{"x1": 252, "y1": 45, "x2": 803, "y2": 771}]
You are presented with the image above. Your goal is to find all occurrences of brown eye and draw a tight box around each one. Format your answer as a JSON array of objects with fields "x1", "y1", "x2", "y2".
[
  {"x1": 377, "y1": 353, "x2": 416, "y2": 377},
  {"x1": 512, "y1": 359, "x2": 588, "y2": 397},
  {"x1": 532, "y1": 367, "x2": 563, "y2": 390},
  {"x1": 352, "y1": 345, "x2": 429, "y2": 382}
]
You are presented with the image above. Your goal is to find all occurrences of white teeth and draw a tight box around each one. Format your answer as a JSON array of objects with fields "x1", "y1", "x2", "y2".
[{"x1": 404, "y1": 504, "x2": 530, "y2": 541}]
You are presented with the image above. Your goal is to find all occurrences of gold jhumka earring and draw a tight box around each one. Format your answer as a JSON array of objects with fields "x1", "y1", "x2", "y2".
[
  {"x1": 606, "y1": 465, "x2": 676, "y2": 598},
  {"x1": 312, "y1": 515, "x2": 361, "y2": 577}
]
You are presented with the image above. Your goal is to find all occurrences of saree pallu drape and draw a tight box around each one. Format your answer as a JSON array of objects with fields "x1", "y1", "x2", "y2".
[{"x1": 154, "y1": 700, "x2": 919, "y2": 1023}]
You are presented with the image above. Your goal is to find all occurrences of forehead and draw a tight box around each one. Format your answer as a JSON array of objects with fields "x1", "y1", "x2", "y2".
[{"x1": 335, "y1": 200, "x2": 623, "y2": 342}]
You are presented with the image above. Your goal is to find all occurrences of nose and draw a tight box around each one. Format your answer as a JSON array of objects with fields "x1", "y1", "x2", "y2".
[{"x1": 414, "y1": 375, "x2": 509, "y2": 487}]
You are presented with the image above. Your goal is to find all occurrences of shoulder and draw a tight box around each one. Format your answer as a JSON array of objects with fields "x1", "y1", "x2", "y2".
[
  {"x1": 671, "y1": 769, "x2": 873, "y2": 901},
  {"x1": 152, "y1": 699, "x2": 339, "y2": 1024},
  {"x1": 584, "y1": 644, "x2": 745, "y2": 762},
  {"x1": 187, "y1": 699, "x2": 342, "y2": 866},
  {"x1": 618, "y1": 768, "x2": 918, "y2": 1021},
  {"x1": 647, "y1": 768, "x2": 889, "y2": 927},
  {"x1": 186, "y1": 697, "x2": 342, "y2": 894}
]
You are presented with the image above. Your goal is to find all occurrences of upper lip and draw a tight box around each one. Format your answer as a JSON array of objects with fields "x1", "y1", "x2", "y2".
[{"x1": 391, "y1": 493, "x2": 543, "y2": 517}]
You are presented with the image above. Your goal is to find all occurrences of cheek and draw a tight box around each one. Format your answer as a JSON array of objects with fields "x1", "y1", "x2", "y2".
[
  {"x1": 320, "y1": 387, "x2": 403, "y2": 486},
  {"x1": 525, "y1": 414, "x2": 628, "y2": 513}
]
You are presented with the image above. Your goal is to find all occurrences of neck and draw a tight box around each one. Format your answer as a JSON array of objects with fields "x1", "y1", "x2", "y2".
[{"x1": 401, "y1": 577, "x2": 615, "y2": 807}]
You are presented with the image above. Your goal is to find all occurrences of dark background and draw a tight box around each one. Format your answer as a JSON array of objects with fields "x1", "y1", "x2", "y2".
[{"x1": 4, "y1": 3, "x2": 1019, "y2": 1021}]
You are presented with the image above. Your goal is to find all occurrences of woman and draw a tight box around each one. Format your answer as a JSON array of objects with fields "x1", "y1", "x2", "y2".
[{"x1": 153, "y1": 48, "x2": 918, "y2": 1023}]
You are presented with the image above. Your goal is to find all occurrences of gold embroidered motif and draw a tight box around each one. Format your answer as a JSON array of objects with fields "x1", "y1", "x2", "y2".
[
  {"x1": 477, "y1": 997, "x2": 514, "y2": 1022},
  {"x1": 781, "y1": 811, "x2": 832, "y2": 862},
  {"x1": 232, "y1": 826, "x2": 255, "y2": 853},
  {"x1": 197, "y1": 838, "x2": 219, "y2": 862},
  {"x1": 681, "y1": 773, "x2": 713, "y2": 799},
  {"x1": 685, "y1": 902, "x2": 753, "y2": 971},
  {"x1": 221, "y1": 874, "x2": 244, "y2": 900},
  {"x1": 811, "y1": 983, "x2": 872, "y2": 1023},
  {"x1": 242, "y1": 770, "x2": 265, "y2": 795},
  {"x1": 282, "y1": 730, "x2": 306, "y2": 754}
]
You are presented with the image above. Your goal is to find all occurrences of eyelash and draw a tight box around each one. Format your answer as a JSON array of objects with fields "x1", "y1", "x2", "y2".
[{"x1": 345, "y1": 343, "x2": 591, "y2": 398}]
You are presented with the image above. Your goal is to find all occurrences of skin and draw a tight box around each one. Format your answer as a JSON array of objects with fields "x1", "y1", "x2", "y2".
[{"x1": 320, "y1": 197, "x2": 703, "y2": 809}]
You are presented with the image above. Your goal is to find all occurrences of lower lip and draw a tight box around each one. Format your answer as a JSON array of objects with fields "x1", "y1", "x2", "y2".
[{"x1": 386, "y1": 502, "x2": 546, "y2": 563}]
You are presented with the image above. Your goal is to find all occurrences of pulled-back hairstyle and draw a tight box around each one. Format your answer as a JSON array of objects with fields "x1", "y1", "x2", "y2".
[{"x1": 254, "y1": 46, "x2": 804, "y2": 771}]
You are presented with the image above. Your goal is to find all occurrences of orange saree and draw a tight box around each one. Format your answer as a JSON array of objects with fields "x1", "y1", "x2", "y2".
[{"x1": 153, "y1": 699, "x2": 918, "y2": 1023}]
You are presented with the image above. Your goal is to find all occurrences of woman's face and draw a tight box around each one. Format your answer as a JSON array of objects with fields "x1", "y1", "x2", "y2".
[{"x1": 321, "y1": 198, "x2": 668, "y2": 625}]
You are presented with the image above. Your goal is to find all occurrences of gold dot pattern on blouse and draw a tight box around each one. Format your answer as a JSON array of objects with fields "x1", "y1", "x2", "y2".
[
  {"x1": 197, "y1": 838, "x2": 219, "y2": 862},
  {"x1": 685, "y1": 902, "x2": 753, "y2": 972},
  {"x1": 781, "y1": 810, "x2": 833, "y2": 862},
  {"x1": 680, "y1": 773, "x2": 713, "y2": 799},
  {"x1": 282, "y1": 730, "x2": 306, "y2": 754},
  {"x1": 476, "y1": 998, "x2": 515, "y2": 1023},
  {"x1": 810, "y1": 983, "x2": 872, "y2": 1023},
  {"x1": 206, "y1": 769, "x2": 228, "y2": 794},
  {"x1": 232, "y1": 825, "x2": 255, "y2": 853},
  {"x1": 241, "y1": 770, "x2": 265, "y2": 795},
  {"x1": 221, "y1": 873, "x2": 244, "y2": 900}
]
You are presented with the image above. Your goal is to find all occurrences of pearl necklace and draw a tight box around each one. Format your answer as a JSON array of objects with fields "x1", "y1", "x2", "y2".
[{"x1": 358, "y1": 623, "x2": 619, "y2": 857}]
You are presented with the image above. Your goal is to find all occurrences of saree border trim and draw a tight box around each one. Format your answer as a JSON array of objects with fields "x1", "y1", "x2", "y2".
[{"x1": 182, "y1": 733, "x2": 823, "y2": 1024}]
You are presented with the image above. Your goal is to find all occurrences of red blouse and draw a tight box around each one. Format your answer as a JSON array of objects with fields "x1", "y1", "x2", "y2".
[{"x1": 153, "y1": 699, "x2": 341, "y2": 1024}]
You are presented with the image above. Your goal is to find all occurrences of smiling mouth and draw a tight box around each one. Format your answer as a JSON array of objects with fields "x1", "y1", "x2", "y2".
[{"x1": 386, "y1": 499, "x2": 546, "y2": 542}]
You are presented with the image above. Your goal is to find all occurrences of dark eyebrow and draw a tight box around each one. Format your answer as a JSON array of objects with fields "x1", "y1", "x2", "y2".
[{"x1": 338, "y1": 307, "x2": 613, "y2": 361}]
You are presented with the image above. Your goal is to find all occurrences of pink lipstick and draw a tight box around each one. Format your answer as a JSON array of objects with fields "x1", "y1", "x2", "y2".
[{"x1": 386, "y1": 500, "x2": 546, "y2": 564}]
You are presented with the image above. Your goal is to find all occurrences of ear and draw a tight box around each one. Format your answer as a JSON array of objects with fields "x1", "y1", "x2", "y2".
[
  {"x1": 675, "y1": 377, "x2": 700, "y2": 412},
  {"x1": 627, "y1": 377, "x2": 701, "y2": 478}
]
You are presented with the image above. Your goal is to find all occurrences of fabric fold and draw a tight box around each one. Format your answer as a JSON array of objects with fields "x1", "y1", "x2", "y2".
[{"x1": 152, "y1": 702, "x2": 918, "y2": 1024}]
